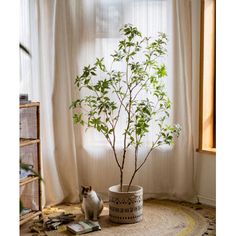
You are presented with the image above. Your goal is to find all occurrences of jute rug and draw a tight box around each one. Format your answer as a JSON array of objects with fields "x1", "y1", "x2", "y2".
[{"x1": 21, "y1": 199, "x2": 216, "y2": 236}]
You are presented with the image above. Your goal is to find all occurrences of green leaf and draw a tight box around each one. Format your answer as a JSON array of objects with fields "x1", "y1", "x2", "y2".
[
  {"x1": 157, "y1": 64, "x2": 167, "y2": 78},
  {"x1": 73, "y1": 113, "x2": 84, "y2": 125}
]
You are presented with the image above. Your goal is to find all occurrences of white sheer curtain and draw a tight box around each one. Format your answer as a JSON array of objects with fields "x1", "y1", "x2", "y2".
[
  {"x1": 25, "y1": 0, "x2": 195, "y2": 206},
  {"x1": 20, "y1": 0, "x2": 32, "y2": 97}
]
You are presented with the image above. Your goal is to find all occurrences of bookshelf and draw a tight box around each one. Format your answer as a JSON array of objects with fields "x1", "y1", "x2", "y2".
[{"x1": 20, "y1": 102, "x2": 42, "y2": 225}]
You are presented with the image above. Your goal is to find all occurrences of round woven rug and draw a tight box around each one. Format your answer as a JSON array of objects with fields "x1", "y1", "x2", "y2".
[{"x1": 22, "y1": 199, "x2": 214, "y2": 236}]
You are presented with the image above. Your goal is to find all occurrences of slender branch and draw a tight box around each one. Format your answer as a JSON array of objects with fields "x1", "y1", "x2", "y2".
[
  {"x1": 108, "y1": 69, "x2": 135, "y2": 119},
  {"x1": 136, "y1": 146, "x2": 154, "y2": 172},
  {"x1": 109, "y1": 59, "x2": 129, "y2": 113},
  {"x1": 113, "y1": 100, "x2": 123, "y2": 128},
  {"x1": 121, "y1": 103, "x2": 131, "y2": 170},
  {"x1": 76, "y1": 106, "x2": 89, "y2": 114},
  {"x1": 127, "y1": 132, "x2": 140, "y2": 191},
  {"x1": 127, "y1": 170, "x2": 137, "y2": 192},
  {"x1": 104, "y1": 110, "x2": 121, "y2": 170},
  {"x1": 127, "y1": 133, "x2": 161, "y2": 190},
  {"x1": 136, "y1": 135, "x2": 161, "y2": 172},
  {"x1": 132, "y1": 77, "x2": 149, "y2": 100},
  {"x1": 100, "y1": 130, "x2": 121, "y2": 169},
  {"x1": 111, "y1": 145, "x2": 121, "y2": 170},
  {"x1": 131, "y1": 50, "x2": 154, "y2": 100},
  {"x1": 100, "y1": 100, "x2": 123, "y2": 171},
  {"x1": 105, "y1": 110, "x2": 114, "y2": 130},
  {"x1": 135, "y1": 146, "x2": 138, "y2": 170},
  {"x1": 110, "y1": 83, "x2": 129, "y2": 113},
  {"x1": 121, "y1": 45, "x2": 133, "y2": 170}
]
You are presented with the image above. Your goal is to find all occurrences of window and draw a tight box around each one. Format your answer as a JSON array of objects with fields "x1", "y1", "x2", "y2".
[
  {"x1": 198, "y1": 0, "x2": 216, "y2": 154},
  {"x1": 95, "y1": 0, "x2": 124, "y2": 38},
  {"x1": 83, "y1": 0, "x2": 169, "y2": 148}
]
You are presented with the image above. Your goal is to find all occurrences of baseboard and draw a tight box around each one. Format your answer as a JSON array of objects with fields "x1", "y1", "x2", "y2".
[{"x1": 198, "y1": 195, "x2": 216, "y2": 207}]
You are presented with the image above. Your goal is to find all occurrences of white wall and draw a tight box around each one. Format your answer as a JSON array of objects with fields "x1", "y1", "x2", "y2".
[{"x1": 191, "y1": 0, "x2": 216, "y2": 206}]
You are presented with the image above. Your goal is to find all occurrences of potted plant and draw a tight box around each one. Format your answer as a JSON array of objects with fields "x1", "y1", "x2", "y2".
[{"x1": 71, "y1": 24, "x2": 181, "y2": 223}]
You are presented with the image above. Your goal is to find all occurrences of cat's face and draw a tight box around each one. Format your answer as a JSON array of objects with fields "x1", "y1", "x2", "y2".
[{"x1": 81, "y1": 186, "x2": 92, "y2": 198}]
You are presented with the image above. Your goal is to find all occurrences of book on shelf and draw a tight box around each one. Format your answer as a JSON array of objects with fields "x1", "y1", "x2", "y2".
[
  {"x1": 67, "y1": 220, "x2": 101, "y2": 235},
  {"x1": 20, "y1": 94, "x2": 31, "y2": 104}
]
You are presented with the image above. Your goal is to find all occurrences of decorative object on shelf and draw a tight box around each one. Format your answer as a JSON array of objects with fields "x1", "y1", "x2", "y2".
[
  {"x1": 20, "y1": 162, "x2": 35, "y2": 180},
  {"x1": 20, "y1": 160, "x2": 43, "y2": 183},
  {"x1": 71, "y1": 24, "x2": 181, "y2": 223},
  {"x1": 20, "y1": 93, "x2": 31, "y2": 104}
]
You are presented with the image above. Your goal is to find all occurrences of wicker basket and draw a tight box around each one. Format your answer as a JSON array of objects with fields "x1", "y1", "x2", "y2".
[{"x1": 108, "y1": 185, "x2": 143, "y2": 224}]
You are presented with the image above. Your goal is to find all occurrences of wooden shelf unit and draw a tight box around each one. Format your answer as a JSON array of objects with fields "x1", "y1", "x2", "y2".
[
  {"x1": 20, "y1": 102, "x2": 42, "y2": 225},
  {"x1": 20, "y1": 138, "x2": 40, "y2": 147},
  {"x1": 20, "y1": 176, "x2": 40, "y2": 186},
  {"x1": 20, "y1": 102, "x2": 40, "y2": 109}
]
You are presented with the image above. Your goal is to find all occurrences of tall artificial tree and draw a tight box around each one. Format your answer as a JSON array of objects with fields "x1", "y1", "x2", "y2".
[{"x1": 71, "y1": 24, "x2": 181, "y2": 192}]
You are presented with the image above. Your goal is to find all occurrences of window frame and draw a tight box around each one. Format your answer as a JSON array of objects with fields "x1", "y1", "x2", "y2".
[{"x1": 198, "y1": 0, "x2": 216, "y2": 155}]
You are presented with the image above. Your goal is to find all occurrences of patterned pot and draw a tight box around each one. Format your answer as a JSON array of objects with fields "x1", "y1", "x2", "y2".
[{"x1": 108, "y1": 185, "x2": 143, "y2": 224}]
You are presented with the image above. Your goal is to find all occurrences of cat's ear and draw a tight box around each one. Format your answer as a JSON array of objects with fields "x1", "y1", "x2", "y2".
[
  {"x1": 81, "y1": 185, "x2": 85, "y2": 191},
  {"x1": 89, "y1": 186, "x2": 92, "y2": 191}
]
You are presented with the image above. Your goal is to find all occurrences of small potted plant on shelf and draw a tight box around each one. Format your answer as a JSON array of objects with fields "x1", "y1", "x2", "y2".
[{"x1": 71, "y1": 24, "x2": 181, "y2": 224}]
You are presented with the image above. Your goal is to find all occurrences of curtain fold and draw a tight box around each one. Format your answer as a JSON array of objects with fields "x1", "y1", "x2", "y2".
[
  {"x1": 171, "y1": 0, "x2": 195, "y2": 199},
  {"x1": 27, "y1": 0, "x2": 196, "y2": 206},
  {"x1": 30, "y1": 0, "x2": 81, "y2": 205}
]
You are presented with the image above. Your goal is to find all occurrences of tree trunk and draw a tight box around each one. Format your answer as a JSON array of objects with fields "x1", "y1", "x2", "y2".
[{"x1": 120, "y1": 169, "x2": 123, "y2": 192}]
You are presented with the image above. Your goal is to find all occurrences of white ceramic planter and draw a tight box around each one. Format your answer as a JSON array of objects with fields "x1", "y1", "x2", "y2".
[{"x1": 108, "y1": 185, "x2": 143, "y2": 224}]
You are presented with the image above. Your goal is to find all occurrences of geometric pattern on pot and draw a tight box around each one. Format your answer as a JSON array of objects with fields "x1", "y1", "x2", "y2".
[{"x1": 109, "y1": 195, "x2": 143, "y2": 205}]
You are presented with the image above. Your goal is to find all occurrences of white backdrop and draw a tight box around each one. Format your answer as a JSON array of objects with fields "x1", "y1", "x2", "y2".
[{"x1": 22, "y1": 0, "x2": 195, "y2": 206}]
